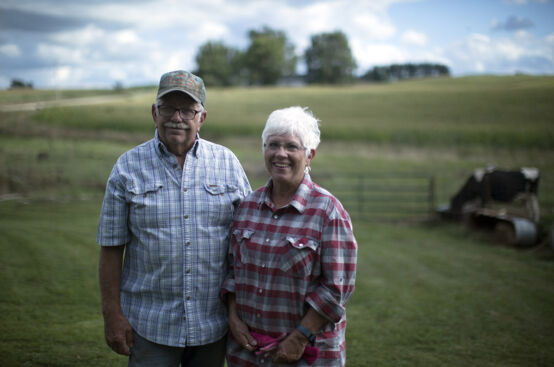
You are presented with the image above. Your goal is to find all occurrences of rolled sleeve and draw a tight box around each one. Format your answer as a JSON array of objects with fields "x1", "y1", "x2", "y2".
[
  {"x1": 306, "y1": 216, "x2": 357, "y2": 323},
  {"x1": 96, "y1": 165, "x2": 130, "y2": 246},
  {"x1": 220, "y1": 239, "x2": 237, "y2": 300}
]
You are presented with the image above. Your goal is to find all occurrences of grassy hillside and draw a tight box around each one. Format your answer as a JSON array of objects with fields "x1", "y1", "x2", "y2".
[
  {"x1": 0, "y1": 75, "x2": 553, "y2": 366},
  {"x1": 1, "y1": 75, "x2": 553, "y2": 220},
  {"x1": 9, "y1": 75, "x2": 551, "y2": 149}
]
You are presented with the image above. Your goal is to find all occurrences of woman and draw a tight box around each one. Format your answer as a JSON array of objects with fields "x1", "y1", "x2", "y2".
[{"x1": 221, "y1": 107, "x2": 357, "y2": 366}]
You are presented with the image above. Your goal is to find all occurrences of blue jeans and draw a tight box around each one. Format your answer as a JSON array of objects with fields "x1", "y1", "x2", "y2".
[{"x1": 128, "y1": 331, "x2": 226, "y2": 367}]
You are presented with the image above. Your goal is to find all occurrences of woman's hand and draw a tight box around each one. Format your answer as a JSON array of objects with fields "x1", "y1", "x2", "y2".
[
  {"x1": 229, "y1": 314, "x2": 258, "y2": 352},
  {"x1": 272, "y1": 329, "x2": 309, "y2": 363},
  {"x1": 228, "y1": 293, "x2": 257, "y2": 352}
]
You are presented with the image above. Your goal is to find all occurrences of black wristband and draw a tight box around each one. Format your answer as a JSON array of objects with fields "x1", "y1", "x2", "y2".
[{"x1": 296, "y1": 324, "x2": 316, "y2": 345}]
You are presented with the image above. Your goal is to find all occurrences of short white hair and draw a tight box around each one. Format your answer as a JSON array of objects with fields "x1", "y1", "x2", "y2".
[{"x1": 262, "y1": 106, "x2": 320, "y2": 156}]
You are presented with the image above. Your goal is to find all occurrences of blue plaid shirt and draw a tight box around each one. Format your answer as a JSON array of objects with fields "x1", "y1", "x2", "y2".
[{"x1": 97, "y1": 132, "x2": 251, "y2": 347}]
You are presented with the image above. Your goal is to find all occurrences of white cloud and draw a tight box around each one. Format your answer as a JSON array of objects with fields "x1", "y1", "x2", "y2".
[
  {"x1": 351, "y1": 13, "x2": 396, "y2": 41},
  {"x1": 352, "y1": 41, "x2": 407, "y2": 69},
  {"x1": 37, "y1": 43, "x2": 86, "y2": 64},
  {"x1": 445, "y1": 31, "x2": 553, "y2": 74},
  {"x1": 113, "y1": 30, "x2": 140, "y2": 44},
  {"x1": 0, "y1": 0, "x2": 552, "y2": 88},
  {"x1": 401, "y1": 30, "x2": 427, "y2": 46},
  {"x1": 53, "y1": 66, "x2": 72, "y2": 84},
  {"x1": 187, "y1": 22, "x2": 230, "y2": 42},
  {"x1": 0, "y1": 44, "x2": 21, "y2": 58}
]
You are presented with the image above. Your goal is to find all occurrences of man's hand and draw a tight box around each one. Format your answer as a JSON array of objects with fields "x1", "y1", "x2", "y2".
[
  {"x1": 99, "y1": 246, "x2": 129, "y2": 355},
  {"x1": 103, "y1": 311, "x2": 133, "y2": 356},
  {"x1": 272, "y1": 329, "x2": 308, "y2": 363}
]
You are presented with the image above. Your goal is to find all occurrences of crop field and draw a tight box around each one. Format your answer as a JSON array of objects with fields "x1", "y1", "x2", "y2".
[{"x1": 0, "y1": 75, "x2": 553, "y2": 366}]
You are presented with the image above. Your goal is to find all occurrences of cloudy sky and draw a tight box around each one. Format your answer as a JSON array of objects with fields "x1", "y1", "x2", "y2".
[{"x1": 1, "y1": 0, "x2": 553, "y2": 89}]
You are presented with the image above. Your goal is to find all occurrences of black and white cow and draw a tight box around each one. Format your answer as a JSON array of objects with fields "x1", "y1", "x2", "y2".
[{"x1": 449, "y1": 166, "x2": 539, "y2": 214}]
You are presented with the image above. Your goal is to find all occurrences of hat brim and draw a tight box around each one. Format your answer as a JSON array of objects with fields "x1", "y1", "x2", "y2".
[{"x1": 158, "y1": 88, "x2": 203, "y2": 105}]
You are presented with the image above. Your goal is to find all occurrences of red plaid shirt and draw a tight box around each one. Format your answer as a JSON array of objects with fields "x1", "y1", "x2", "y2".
[{"x1": 221, "y1": 174, "x2": 357, "y2": 366}]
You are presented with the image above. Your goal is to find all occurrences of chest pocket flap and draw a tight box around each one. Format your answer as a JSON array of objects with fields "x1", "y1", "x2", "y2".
[
  {"x1": 128, "y1": 182, "x2": 164, "y2": 196},
  {"x1": 285, "y1": 236, "x2": 319, "y2": 251},
  {"x1": 281, "y1": 236, "x2": 320, "y2": 278},
  {"x1": 204, "y1": 182, "x2": 238, "y2": 195},
  {"x1": 232, "y1": 228, "x2": 254, "y2": 242}
]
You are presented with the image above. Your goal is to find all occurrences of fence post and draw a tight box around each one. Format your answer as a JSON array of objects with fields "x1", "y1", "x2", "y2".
[
  {"x1": 428, "y1": 175, "x2": 436, "y2": 214},
  {"x1": 358, "y1": 174, "x2": 364, "y2": 219}
]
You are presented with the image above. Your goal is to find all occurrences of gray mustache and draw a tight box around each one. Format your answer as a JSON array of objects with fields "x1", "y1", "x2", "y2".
[{"x1": 163, "y1": 122, "x2": 190, "y2": 130}]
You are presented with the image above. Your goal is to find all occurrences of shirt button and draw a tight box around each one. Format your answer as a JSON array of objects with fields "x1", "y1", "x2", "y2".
[
  {"x1": 186, "y1": 241, "x2": 191, "y2": 246},
  {"x1": 184, "y1": 215, "x2": 189, "y2": 219},
  {"x1": 299, "y1": 243, "x2": 303, "y2": 247},
  {"x1": 273, "y1": 215, "x2": 278, "y2": 219},
  {"x1": 261, "y1": 264, "x2": 266, "y2": 268},
  {"x1": 265, "y1": 238, "x2": 270, "y2": 243},
  {"x1": 186, "y1": 269, "x2": 191, "y2": 274},
  {"x1": 186, "y1": 296, "x2": 191, "y2": 300},
  {"x1": 183, "y1": 188, "x2": 188, "y2": 192},
  {"x1": 258, "y1": 289, "x2": 263, "y2": 294},
  {"x1": 173, "y1": 164, "x2": 178, "y2": 169}
]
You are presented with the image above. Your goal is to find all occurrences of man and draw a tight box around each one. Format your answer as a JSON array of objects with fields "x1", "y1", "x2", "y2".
[{"x1": 97, "y1": 70, "x2": 251, "y2": 366}]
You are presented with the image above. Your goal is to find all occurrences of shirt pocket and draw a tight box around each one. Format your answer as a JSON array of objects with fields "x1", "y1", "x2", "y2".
[
  {"x1": 231, "y1": 228, "x2": 255, "y2": 267},
  {"x1": 127, "y1": 182, "x2": 168, "y2": 228},
  {"x1": 202, "y1": 182, "x2": 238, "y2": 226},
  {"x1": 280, "y1": 236, "x2": 320, "y2": 279}
]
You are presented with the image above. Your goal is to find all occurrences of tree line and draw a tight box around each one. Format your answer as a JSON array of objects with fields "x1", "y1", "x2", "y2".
[
  {"x1": 194, "y1": 26, "x2": 449, "y2": 86},
  {"x1": 361, "y1": 63, "x2": 450, "y2": 82}
]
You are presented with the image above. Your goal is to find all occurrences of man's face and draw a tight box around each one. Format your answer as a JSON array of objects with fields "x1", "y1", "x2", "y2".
[{"x1": 152, "y1": 92, "x2": 205, "y2": 153}]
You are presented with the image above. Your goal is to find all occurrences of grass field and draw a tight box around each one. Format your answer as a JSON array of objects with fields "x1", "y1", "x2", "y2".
[{"x1": 1, "y1": 75, "x2": 553, "y2": 366}]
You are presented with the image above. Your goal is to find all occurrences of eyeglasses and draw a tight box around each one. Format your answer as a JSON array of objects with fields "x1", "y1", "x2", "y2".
[
  {"x1": 157, "y1": 105, "x2": 201, "y2": 120},
  {"x1": 264, "y1": 142, "x2": 306, "y2": 153}
]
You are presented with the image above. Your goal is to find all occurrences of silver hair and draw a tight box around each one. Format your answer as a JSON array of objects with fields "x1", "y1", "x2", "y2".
[{"x1": 261, "y1": 106, "x2": 320, "y2": 157}]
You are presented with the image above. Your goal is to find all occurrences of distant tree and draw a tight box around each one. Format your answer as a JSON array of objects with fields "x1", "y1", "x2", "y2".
[
  {"x1": 113, "y1": 81, "x2": 124, "y2": 91},
  {"x1": 361, "y1": 63, "x2": 450, "y2": 82},
  {"x1": 364, "y1": 66, "x2": 390, "y2": 82},
  {"x1": 195, "y1": 41, "x2": 242, "y2": 86},
  {"x1": 304, "y1": 31, "x2": 357, "y2": 84},
  {"x1": 10, "y1": 78, "x2": 33, "y2": 89},
  {"x1": 242, "y1": 26, "x2": 297, "y2": 85}
]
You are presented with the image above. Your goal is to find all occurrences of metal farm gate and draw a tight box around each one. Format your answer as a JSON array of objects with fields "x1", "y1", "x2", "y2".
[{"x1": 311, "y1": 172, "x2": 436, "y2": 222}]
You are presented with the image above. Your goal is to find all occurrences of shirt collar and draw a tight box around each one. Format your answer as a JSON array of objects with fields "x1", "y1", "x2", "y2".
[
  {"x1": 155, "y1": 129, "x2": 201, "y2": 158},
  {"x1": 259, "y1": 172, "x2": 313, "y2": 213}
]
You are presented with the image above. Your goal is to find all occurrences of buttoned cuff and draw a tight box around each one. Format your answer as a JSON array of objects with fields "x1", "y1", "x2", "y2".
[
  {"x1": 220, "y1": 278, "x2": 235, "y2": 303},
  {"x1": 305, "y1": 286, "x2": 346, "y2": 325}
]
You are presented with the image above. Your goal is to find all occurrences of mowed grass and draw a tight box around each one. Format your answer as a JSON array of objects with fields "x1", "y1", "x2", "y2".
[
  {"x1": 0, "y1": 200, "x2": 125, "y2": 367},
  {"x1": 0, "y1": 75, "x2": 553, "y2": 366},
  {"x1": 348, "y1": 223, "x2": 554, "y2": 367},
  {"x1": 0, "y1": 200, "x2": 552, "y2": 366}
]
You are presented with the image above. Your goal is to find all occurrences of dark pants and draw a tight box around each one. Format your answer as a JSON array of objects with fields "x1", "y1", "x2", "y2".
[{"x1": 128, "y1": 331, "x2": 226, "y2": 367}]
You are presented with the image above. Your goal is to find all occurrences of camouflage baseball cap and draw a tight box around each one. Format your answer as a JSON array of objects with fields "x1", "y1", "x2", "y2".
[{"x1": 156, "y1": 70, "x2": 206, "y2": 106}]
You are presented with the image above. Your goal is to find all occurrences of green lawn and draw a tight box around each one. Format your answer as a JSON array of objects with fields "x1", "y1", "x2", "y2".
[
  {"x1": 0, "y1": 200, "x2": 552, "y2": 366},
  {"x1": 0, "y1": 76, "x2": 553, "y2": 366}
]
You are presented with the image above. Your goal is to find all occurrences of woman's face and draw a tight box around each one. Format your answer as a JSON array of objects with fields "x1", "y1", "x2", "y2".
[{"x1": 264, "y1": 133, "x2": 314, "y2": 188}]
